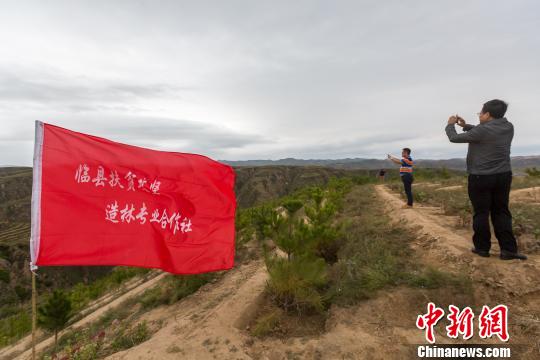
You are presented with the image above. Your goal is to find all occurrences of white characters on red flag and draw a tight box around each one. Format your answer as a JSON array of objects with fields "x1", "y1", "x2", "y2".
[
  {"x1": 125, "y1": 171, "x2": 137, "y2": 191},
  {"x1": 105, "y1": 201, "x2": 120, "y2": 224},
  {"x1": 120, "y1": 204, "x2": 136, "y2": 224},
  {"x1": 138, "y1": 177, "x2": 147, "y2": 189},
  {"x1": 149, "y1": 179, "x2": 161, "y2": 194},
  {"x1": 136, "y1": 202, "x2": 148, "y2": 225},
  {"x1": 75, "y1": 163, "x2": 90, "y2": 183},
  {"x1": 108, "y1": 170, "x2": 124, "y2": 188},
  {"x1": 92, "y1": 166, "x2": 107, "y2": 187},
  {"x1": 31, "y1": 121, "x2": 236, "y2": 274}
]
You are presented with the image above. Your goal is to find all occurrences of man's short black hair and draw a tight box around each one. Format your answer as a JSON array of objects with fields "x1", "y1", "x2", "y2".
[
  {"x1": 482, "y1": 99, "x2": 508, "y2": 119},
  {"x1": 403, "y1": 148, "x2": 411, "y2": 155}
]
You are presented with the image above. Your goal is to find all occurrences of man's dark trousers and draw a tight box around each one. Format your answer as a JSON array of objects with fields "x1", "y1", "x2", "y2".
[
  {"x1": 401, "y1": 173, "x2": 414, "y2": 206},
  {"x1": 468, "y1": 171, "x2": 517, "y2": 253}
]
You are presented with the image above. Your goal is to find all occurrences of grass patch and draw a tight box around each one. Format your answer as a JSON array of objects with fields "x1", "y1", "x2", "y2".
[
  {"x1": 68, "y1": 267, "x2": 151, "y2": 313},
  {"x1": 329, "y1": 187, "x2": 412, "y2": 304},
  {"x1": 110, "y1": 321, "x2": 150, "y2": 351},
  {"x1": 250, "y1": 298, "x2": 326, "y2": 338},
  {"x1": 247, "y1": 180, "x2": 476, "y2": 339},
  {"x1": 0, "y1": 267, "x2": 150, "y2": 349},
  {"x1": 42, "y1": 320, "x2": 151, "y2": 360},
  {"x1": 266, "y1": 256, "x2": 328, "y2": 314},
  {"x1": 389, "y1": 174, "x2": 540, "y2": 251},
  {"x1": 137, "y1": 273, "x2": 216, "y2": 311},
  {"x1": 43, "y1": 271, "x2": 214, "y2": 357},
  {"x1": 0, "y1": 312, "x2": 31, "y2": 348},
  {"x1": 251, "y1": 309, "x2": 282, "y2": 337},
  {"x1": 42, "y1": 302, "x2": 154, "y2": 360},
  {"x1": 406, "y1": 267, "x2": 472, "y2": 293},
  {"x1": 330, "y1": 185, "x2": 474, "y2": 305},
  {"x1": 512, "y1": 203, "x2": 540, "y2": 252}
]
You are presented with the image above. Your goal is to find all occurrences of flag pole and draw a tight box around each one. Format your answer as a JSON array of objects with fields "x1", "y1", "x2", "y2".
[
  {"x1": 32, "y1": 271, "x2": 37, "y2": 360},
  {"x1": 30, "y1": 120, "x2": 43, "y2": 360}
]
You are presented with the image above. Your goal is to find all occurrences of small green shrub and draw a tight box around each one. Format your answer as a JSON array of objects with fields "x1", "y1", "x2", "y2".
[
  {"x1": 525, "y1": 167, "x2": 540, "y2": 177},
  {"x1": 14, "y1": 285, "x2": 31, "y2": 301},
  {"x1": 406, "y1": 267, "x2": 470, "y2": 290},
  {"x1": 138, "y1": 287, "x2": 165, "y2": 310},
  {"x1": 0, "y1": 311, "x2": 31, "y2": 347},
  {"x1": 111, "y1": 321, "x2": 150, "y2": 351},
  {"x1": 72, "y1": 342, "x2": 101, "y2": 360},
  {"x1": 413, "y1": 191, "x2": 429, "y2": 203},
  {"x1": 267, "y1": 256, "x2": 328, "y2": 314},
  {"x1": 138, "y1": 273, "x2": 214, "y2": 310},
  {"x1": 68, "y1": 267, "x2": 150, "y2": 313},
  {"x1": 38, "y1": 289, "x2": 72, "y2": 346},
  {"x1": 252, "y1": 310, "x2": 282, "y2": 337}
]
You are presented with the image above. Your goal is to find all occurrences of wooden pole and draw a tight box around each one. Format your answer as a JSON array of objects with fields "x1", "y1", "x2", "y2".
[{"x1": 32, "y1": 271, "x2": 37, "y2": 360}]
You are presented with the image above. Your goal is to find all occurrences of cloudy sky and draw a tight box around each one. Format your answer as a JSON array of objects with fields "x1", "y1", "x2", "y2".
[{"x1": 1, "y1": 0, "x2": 539, "y2": 166}]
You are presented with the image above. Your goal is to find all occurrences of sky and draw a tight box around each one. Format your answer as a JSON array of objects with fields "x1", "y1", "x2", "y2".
[{"x1": 1, "y1": 0, "x2": 539, "y2": 166}]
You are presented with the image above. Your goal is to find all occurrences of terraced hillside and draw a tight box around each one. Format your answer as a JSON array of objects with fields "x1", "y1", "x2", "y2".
[
  {"x1": 4, "y1": 166, "x2": 536, "y2": 359},
  {"x1": 0, "y1": 223, "x2": 30, "y2": 247},
  {"x1": 0, "y1": 167, "x2": 32, "y2": 234},
  {"x1": 0, "y1": 165, "x2": 377, "y2": 349}
]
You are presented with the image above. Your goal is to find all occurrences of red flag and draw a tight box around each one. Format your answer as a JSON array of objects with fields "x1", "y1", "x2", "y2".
[{"x1": 30, "y1": 121, "x2": 236, "y2": 274}]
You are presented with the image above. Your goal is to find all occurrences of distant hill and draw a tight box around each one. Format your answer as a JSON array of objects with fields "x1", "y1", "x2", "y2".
[
  {"x1": 0, "y1": 165, "x2": 375, "y2": 308},
  {"x1": 0, "y1": 166, "x2": 377, "y2": 231},
  {"x1": 234, "y1": 166, "x2": 378, "y2": 208},
  {"x1": 224, "y1": 155, "x2": 540, "y2": 171}
]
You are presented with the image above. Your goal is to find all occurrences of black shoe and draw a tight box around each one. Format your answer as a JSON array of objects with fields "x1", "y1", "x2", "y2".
[
  {"x1": 499, "y1": 250, "x2": 527, "y2": 260},
  {"x1": 471, "y1": 248, "x2": 490, "y2": 257}
]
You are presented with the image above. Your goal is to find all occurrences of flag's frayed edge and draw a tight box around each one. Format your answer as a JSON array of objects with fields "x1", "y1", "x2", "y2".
[{"x1": 30, "y1": 121, "x2": 44, "y2": 271}]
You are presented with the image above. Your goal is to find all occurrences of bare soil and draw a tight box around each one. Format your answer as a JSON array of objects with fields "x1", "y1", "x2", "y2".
[
  {"x1": 104, "y1": 185, "x2": 540, "y2": 359},
  {"x1": 511, "y1": 187, "x2": 540, "y2": 204},
  {"x1": 3, "y1": 272, "x2": 165, "y2": 360},
  {"x1": 9, "y1": 184, "x2": 540, "y2": 359}
]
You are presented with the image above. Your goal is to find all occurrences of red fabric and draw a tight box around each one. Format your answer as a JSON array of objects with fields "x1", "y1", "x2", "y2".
[{"x1": 35, "y1": 122, "x2": 236, "y2": 274}]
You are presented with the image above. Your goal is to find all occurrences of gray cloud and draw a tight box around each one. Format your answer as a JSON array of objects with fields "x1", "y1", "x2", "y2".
[
  {"x1": 1, "y1": 114, "x2": 269, "y2": 152},
  {"x1": 0, "y1": 70, "x2": 191, "y2": 107},
  {"x1": 0, "y1": 0, "x2": 539, "y2": 166},
  {"x1": 81, "y1": 116, "x2": 272, "y2": 151}
]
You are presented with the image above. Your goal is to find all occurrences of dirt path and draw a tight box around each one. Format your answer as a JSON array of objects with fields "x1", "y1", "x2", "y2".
[
  {"x1": 3, "y1": 272, "x2": 166, "y2": 360},
  {"x1": 434, "y1": 185, "x2": 463, "y2": 191},
  {"x1": 100, "y1": 185, "x2": 540, "y2": 359},
  {"x1": 105, "y1": 257, "x2": 429, "y2": 360},
  {"x1": 511, "y1": 186, "x2": 540, "y2": 204},
  {"x1": 376, "y1": 185, "x2": 540, "y2": 355},
  {"x1": 11, "y1": 185, "x2": 539, "y2": 359},
  {"x1": 420, "y1": 184, "x2": 539, "y2": 202},
  {"x1": 375, "y1": 185, "x2": 540, "y2": 283},
  {"x1": 107, "y1": 260, "x2": 268, "y2": 360}
]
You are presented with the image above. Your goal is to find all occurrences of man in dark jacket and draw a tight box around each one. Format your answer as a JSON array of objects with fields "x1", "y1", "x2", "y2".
[{"x1": 446, "y1": 99, "x2": 527, "y2": 260}]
